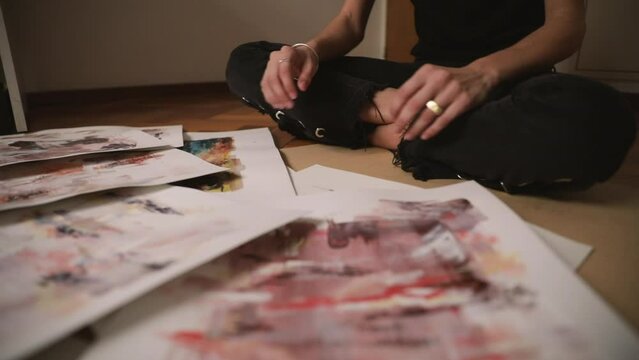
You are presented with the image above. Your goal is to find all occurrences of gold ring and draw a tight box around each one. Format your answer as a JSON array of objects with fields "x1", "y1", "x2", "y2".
[
  {"x1": 426, "y1": 100, "x2": 444, "y2": 116},
  {"x1": 278, "y1": 57, "x2": 290, "y2": 64}
]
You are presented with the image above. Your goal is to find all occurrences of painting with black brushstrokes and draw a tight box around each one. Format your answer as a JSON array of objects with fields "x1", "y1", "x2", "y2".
[
  {"x1": 0, "y1": 126, "x2": 168, "y2": 167},
  {"x1": 0, "y1": 148, "x2": 225, "y2": 212}
]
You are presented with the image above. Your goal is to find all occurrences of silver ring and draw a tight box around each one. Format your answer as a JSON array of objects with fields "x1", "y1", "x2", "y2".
[{"x1": 278, "y1": 57, "x2": 290, "y2": 64}]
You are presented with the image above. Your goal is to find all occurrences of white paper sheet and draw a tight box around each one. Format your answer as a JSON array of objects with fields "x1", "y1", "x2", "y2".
[
  {"x1": 528, "y1": 224, "x2": 593, "y2": 270},
  {"x1": 0, "y1": 185, "x2": 304, "y2": 360},
  {"x1": 81, "y1": 182, "x2": 638, "y2": 360},
  {"x1": 289, "y1": 165, "x2": 593, "y2": 270},
  {"x1": 182, "y1": 128, "x2": 296, "y2": 202},
  {"x1": 0, "y1": 126, "x2": 167, "y2": 167},
  {"x1": 0, "y1": 148, "x2": 225, "y2": 212}
]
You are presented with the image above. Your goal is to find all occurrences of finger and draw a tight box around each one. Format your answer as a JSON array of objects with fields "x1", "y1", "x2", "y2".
[
  {"x1": 263, "y1": 77, "x2": 290, "y2": 109},
  {"x1": 260, "y1": 62, "x2": 278, "y2": 107},
  {"x1": 276, "y1": 47, "x2": 298, "y2": 101},
  {"x1": 390, "y1": 75, "x2": 423, "y2": 125},
  {"x1": 268, "y1": 70, "x2": 293, "y2": 109},
  {"x1": 402, "y1": 104, "x2": 436, "y2": 140},
  {"x1": 395, "y1": 85, "x2": 437, "y2": 135},
  {"x1": 278, "y1": 61, "x2": 298, "y2": 104},
  {"x1": 399, "y1": 67, "x2": 456, "y2": 137},
  {"x1": 418, "y1": 81, "x2": 462, "y2": 140},
  {"x1": 297, "y1": 59, "x2": 317, "y2": 92},
  {"x1": 390, "y1": 64, "x2": 441, "y2": 119},
  {"x1": 392, "y1": 64, "x2": 453, "y2": 132},
  {"x1": 265, "y1": 51, "x2": 293, "y2": 108},
  {"x1": 403, "y1": 80, "x2": 459, "y2": 140},
  {"x1": 421, "y1": 94, "x2": 471, "y2": 140},
  {"x1": 405, "y1": 84, "x2": 461, "y2": 141},
  {"x1": 261, "y1": 80, "x2": 275, "y2": 108}
]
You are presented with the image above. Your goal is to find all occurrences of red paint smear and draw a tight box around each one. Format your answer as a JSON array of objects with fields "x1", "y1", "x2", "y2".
[
  {"x1": 267, "y1": 273, "x2": 453, "y2": 311},
  {"x1": 169, "y1": 330, "x2": 220, "y2": 353}
]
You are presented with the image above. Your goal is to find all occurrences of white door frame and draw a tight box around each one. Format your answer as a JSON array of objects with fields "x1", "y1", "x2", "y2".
[{"x1": 0, "y1": 3, "x2": 27, "y2": 132}]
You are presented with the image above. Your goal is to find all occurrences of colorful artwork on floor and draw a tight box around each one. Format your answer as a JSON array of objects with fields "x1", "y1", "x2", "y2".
[
  {"x1": 179, "y1": 128, "x2": 296, "y2": 202},
  {"x1": 288, "y1": 164, "x2": 593, "y2": 270},
  {"x1": 83, "y1": 183, "x2": 639, "y2": 360},
  {"x1": 0, "y1": 148, "x2": 225, "y2": 211},
  {"x1": 179, "y1": 137, "x2": 244, "y2": 192},
  {"x1": 0, "y1": 186, "x2": 304, "y2": 360},
  {"x1": 0, "y1": 126, "x2": 167, "y2": 167}
]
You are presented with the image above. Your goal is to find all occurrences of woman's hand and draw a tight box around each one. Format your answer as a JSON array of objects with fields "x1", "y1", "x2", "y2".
[
  {"x1": 260, "y1": 45, "x2": 319, "y2": 110},
  {"x1": 390, "y1": 64, "x2": 498, "y2": 141}
]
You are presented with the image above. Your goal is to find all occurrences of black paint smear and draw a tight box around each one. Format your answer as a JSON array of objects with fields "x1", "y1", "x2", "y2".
[
  {"x1": 40, "y1": 271, "x2": 86, "y2": 286},
  {"x1": 126, "y1": 199, "x2": 183, "y2": 215},
  {"x1": 100, "y1": 143, "x2": 136, "y2": 150},
  {"x1": 63, "y1": 136, "x2": 109, "y2": 146},
  {"x1": 172, "y1": 172, "x2": 238, "y2": 192},
  {"x1": 54, "y1": 224, "x2": 99, "y2": 239},
  {"x1": 145, "y1": 261, "x2": 173, "y2": 271},
  {"x1": 375, "y1": 338, "x2": 433, "y2": 347},
  {"x1": 8, "y1": 140, "x2": 44, "y2": 150}
]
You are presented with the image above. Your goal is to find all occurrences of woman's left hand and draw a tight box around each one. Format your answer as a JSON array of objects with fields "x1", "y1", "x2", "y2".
[{"x1": 390, "y1": 64, "x2": 497, "y2": 141}]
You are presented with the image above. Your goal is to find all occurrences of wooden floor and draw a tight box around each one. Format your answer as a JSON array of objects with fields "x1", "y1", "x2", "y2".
[
  {"x1": 25, "y1": 83, "x2": 639, "y2": 187},
  {"x1": 26, "y1": 83, "x2": 308, "y2": 149}
]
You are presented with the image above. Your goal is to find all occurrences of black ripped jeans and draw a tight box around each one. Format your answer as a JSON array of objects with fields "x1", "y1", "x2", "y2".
[{"x1": 226, "y1": 41, "x2": 636, "y2": 193}]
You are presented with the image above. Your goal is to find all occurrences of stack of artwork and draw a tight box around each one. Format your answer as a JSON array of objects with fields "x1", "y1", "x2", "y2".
[
  {"x1": 0, "y1": 126, "x2": 637, "y2": 359},
  {"x1": 0, "y1": 126, "x2": 224, "y2": 211},
  {"x1": 0, "y1": 125, "x2": 299, "y2": 359}
]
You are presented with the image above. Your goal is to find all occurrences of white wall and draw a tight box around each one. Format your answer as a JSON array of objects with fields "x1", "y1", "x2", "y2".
[
  {"x1": 2, "y1": 0, "x2": 387, "y2": 93},
  {"x1": 555, "y1": 0, "x2": 639, "y2": 93}
]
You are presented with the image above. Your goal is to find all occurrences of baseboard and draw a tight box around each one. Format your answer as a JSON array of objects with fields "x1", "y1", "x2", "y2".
[
  {"x1": 26, "y1": 82, "x2": 231, "y2": 109},
  {"x1": 23, "y1": 81, "x2": 639, "y2": 126}
]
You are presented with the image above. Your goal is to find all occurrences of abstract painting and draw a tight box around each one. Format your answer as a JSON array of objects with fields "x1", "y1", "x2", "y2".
[
  {"x1": 288, "y1": 165, "x2": 592, "y2": 270},
  {"x1": 179, "y1": 128, "x2": 296, "y2": 202},
  {"x1": 0, "y1": 185, "x2": 304, "y2": 360},
  {"x1": 0, "y1": 126, "x2": 167, "y2": 167},
  {"x1": 82, "y1": 183, "x2": 638, "y2": 359},
  {"x1": 0, "y1": 148, "x2": 225, "y2": 211},
  {"x1": 178, "y1": 136, "x2": 243, "y2": 192}
]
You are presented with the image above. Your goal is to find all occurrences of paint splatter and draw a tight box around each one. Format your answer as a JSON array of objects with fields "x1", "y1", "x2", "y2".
[{"x1": 125, "y1": 199, "x2": 183, "y2": 215}]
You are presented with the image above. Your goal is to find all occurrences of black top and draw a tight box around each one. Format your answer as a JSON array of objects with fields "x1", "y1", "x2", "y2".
[{"x1": 411, "y1": 0, "x2": 545, "y2": 66}]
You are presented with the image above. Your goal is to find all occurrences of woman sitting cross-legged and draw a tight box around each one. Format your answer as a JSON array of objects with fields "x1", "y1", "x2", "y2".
[{"x1": 226, "y1": 0, "x2": 635, "y2": 193}]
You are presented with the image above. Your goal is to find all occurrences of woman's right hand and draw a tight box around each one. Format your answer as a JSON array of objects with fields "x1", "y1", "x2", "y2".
[{"x1": 260, "y1": 45, "x2": 319, "y2": 109}]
